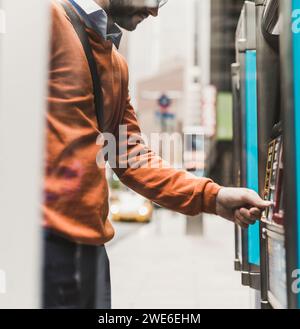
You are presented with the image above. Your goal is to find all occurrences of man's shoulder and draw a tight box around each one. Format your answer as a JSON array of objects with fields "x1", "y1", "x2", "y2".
[{"x1": 51, "y1": 0, "x2": 69, "y2": 24}]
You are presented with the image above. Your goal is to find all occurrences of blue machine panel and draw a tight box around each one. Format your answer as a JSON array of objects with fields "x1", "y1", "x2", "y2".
[
  {"x1": 292, "y1": 0, "x2": 300, "y2": 307},
  {"x1": 245, "y1": 50, "x2": 260, "y2": 266}
]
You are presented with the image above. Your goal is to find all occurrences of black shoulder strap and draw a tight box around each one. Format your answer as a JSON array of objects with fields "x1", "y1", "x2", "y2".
[{"x1": 60, "y1": 1, "x2": 104, "y2": 132}]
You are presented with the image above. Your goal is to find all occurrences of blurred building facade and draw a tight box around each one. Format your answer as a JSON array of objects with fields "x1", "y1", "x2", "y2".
[
  {"x1": 120, "y1": 0, "x2": 243, "y2": 183},
  {"x1": 209, "y1": 0, "x2": 244, "y2": 186},
  {"x1": 122, "y1": 0, "x2": 215, "y2": 172},
  {"x1": 211, "y1": 0, "x2": 244, "y2": 91}
]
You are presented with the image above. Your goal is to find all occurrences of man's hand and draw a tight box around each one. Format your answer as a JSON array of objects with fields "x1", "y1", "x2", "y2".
[{"x1": 216, "y1": 187, "x2": 273, "y2": 229}]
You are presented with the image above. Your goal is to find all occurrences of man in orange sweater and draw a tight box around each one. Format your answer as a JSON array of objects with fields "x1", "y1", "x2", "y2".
[{"x1": 43, "y1": 0, "x2": 271, "y2": 309}]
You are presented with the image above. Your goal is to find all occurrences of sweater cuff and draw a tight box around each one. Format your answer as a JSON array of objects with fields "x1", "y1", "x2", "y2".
[{"x1": 202, "y1": 182, "x2": 222, "y2": 215}]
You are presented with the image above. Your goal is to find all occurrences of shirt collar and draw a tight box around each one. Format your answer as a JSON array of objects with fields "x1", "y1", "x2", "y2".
[{"x1": 68, "y1": 0, "x2": 123, "y2": 48}]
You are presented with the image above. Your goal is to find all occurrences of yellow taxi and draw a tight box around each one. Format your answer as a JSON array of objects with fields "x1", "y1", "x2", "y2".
[{"x1": 110, "y1": 190, "x2": 153, "y2": 223}]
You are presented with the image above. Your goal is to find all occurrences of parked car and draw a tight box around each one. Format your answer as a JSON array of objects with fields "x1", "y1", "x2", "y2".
[{"x1": 110, "y1": 190, "x2": 153, "y2": 223}]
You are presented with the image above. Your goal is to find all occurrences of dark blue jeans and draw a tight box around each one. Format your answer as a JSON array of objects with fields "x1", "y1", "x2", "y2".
[{"x1": 43, "y1": 229, "x2": 111, "y2": 309}]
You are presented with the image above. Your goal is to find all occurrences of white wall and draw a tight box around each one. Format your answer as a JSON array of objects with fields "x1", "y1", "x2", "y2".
[{"x1": 0, "y1": 0, "x2": 50, "y2": 308}]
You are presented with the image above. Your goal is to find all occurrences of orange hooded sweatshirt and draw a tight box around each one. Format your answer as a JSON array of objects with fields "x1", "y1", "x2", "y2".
[{"x1": 43, "y1": 1, "x2": 221, "y2": 245}]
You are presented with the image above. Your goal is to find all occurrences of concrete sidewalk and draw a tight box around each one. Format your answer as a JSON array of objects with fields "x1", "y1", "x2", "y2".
[{"x1": 107, "y1": 209, "x2": 251, "y2": 309}]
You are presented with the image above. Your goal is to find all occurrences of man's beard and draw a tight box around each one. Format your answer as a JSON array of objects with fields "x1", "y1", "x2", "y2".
[{"x1": 108, "y1": 0, "x2": 149, "y2": 31}]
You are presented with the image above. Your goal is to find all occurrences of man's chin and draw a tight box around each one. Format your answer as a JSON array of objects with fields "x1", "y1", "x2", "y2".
[
  {"x1": 121, "y1": 24, "x2": 138, "y2": 31},
  {"x1": 115, "y1": 18, "x2": 141, "y2": 31}
]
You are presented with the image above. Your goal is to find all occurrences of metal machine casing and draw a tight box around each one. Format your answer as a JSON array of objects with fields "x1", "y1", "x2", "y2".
[{"x1": 233, "y1": 1, "x2": 261, "y2": 290}]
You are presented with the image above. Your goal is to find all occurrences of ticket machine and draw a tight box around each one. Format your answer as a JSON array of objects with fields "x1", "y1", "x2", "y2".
[
  {"x1": 279, "y1": 0, "x2": 300, "y2": 308},
  {"x1": 233, "y1": 1, "x2": 261, "y2": 290},
  {"x1": 255, "y1": 0, "x2": 286, "y2": 309},
  {"x1": 255, "y1": 0, "x2": 300, "y2": 309}
]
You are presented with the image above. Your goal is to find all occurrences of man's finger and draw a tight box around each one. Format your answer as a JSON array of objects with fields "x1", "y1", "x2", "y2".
[
  {"x1": 235, "y1": 210, "x2": 252, "y2": 226},
  {"x1": 234, "y1": 209, "x2": 244, "y2": 221},
  {"x1": 249, "y1": 207, "x2": 263, "y2": 218},
  {"x1": 236, "y1": 209, "x2": 256, "y2": 225},
  {"x1": 235, "y1": 217, "x2": 249, "y2": 229},
  {"x1": 240, "y1": 208, "x2": 257, "y2": 222},
  {"x1": 243, "y1": 190, "x2": 273, "y2": 209}
]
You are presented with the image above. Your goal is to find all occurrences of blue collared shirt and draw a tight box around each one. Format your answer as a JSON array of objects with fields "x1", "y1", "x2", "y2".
[{"x1": 69, "y1": 0, "x2": 123, "y2": 48}]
